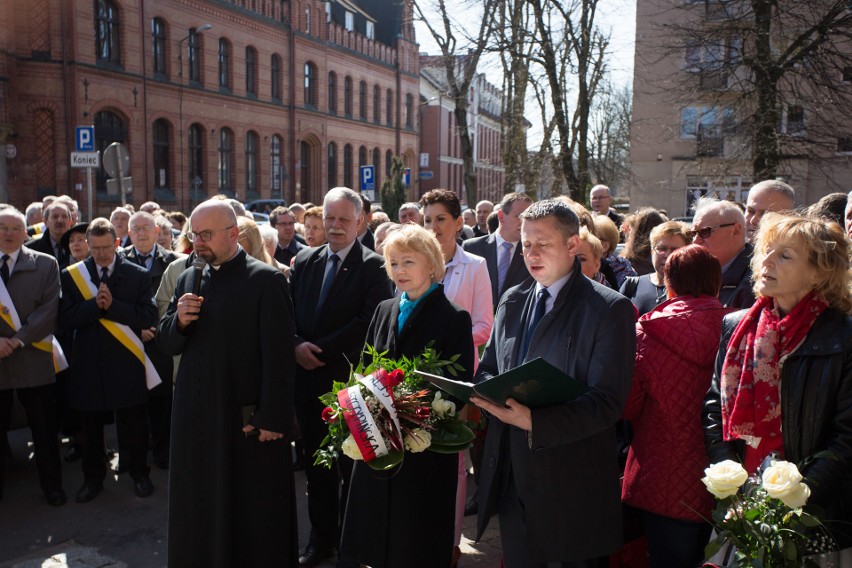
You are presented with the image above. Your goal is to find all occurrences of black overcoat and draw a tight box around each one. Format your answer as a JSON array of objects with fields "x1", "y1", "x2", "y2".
[
  {"x1": 340, "y1": 286, "x2": 474, "y2": 568},
  {"x1": 158, "y1": 249, "x2": 297, "y2": 567}
]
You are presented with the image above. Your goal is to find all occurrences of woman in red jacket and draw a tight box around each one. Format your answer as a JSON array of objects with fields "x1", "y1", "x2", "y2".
[{"x1": 622, "y1": 245, "x2": 731, "y2": 567}]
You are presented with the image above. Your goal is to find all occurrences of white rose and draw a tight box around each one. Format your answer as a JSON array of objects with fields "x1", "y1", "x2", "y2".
[
  {"x1": 404, "y1": 429, "x2": 432, "y2": 453},
  {"x1": 702, "y1": 460, "x2": 748, "y2": 499},
  {"x1": 341, "y1": 434, "x2": 364, "y2": 461},
  {"x1": 432, "y1": 392, "x2": 456, "y2": 417},
  {"x1": 762, "y1": 461, "x2": 810, "y2": 508}
]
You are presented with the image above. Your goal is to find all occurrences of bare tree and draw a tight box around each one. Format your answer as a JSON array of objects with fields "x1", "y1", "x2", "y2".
[{"x1": 589, "y1": 82, "x2": 632, "y2": 190}]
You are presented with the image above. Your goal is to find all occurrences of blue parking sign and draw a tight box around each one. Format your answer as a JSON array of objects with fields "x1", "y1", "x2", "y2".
[
  {"x1": 360, "y1": 165, "x2": 375, "y2": 191},
  {"x1": 76, "y1": 126, "x2": 95, "y2": 152}
]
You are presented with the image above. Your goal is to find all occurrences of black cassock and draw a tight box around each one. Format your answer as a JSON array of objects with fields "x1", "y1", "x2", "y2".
[
  {"x1": 158, "y1": 249, "x2": 297, "y2": 567},
  {"x1": 340, "y1": 285, "x2": 474, "y2": 568}
]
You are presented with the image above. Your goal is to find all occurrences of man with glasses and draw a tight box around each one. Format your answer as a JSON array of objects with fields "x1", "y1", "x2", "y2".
[
  {"x1": 690, "y1": 197, "x2": 755, "y2": 308},
  {"x1": 159, "y1": 199, "x2": 297, "y2": 566},
  {"x1": 110, "y1": 207, "x2": 133, "y2": 248},
  {"x1": 589, "y1": 184, "x2": 624, "y2": 228},
  {"x1": 270, "y1": 206, "x2": 305, "y2": 265}
]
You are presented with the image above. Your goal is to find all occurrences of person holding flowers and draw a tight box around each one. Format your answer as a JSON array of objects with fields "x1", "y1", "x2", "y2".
[
  {"x1": 703, "y1": 213, "x2": 852, "y2": 548},
  {"x1": 339, "y1": 224, "x2": 474, "y2": 568}
]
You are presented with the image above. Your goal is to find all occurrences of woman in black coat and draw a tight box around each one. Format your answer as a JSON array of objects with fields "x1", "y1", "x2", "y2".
[{"x1": 340, "y1": 225, "x2": 474, "y2": 568}]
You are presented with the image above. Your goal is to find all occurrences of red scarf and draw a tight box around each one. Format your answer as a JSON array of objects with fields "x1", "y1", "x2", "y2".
[{"x1": 720, "y1": 292, "x2": 827, "y2": 454}]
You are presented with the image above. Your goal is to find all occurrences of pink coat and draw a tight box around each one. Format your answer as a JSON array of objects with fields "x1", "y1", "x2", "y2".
[{"x1": 622, "y1": 296, "x2": 731, "y2": 522}]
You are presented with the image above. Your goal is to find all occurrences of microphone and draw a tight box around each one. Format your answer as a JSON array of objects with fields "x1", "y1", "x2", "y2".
[{"x1": 191, "y1": 256, "x2": 207, "y2": 297}]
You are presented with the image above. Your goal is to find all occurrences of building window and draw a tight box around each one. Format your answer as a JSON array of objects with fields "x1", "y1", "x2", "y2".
[
  {"x1": 328, "y1": 72, "x2": 338, "y2": 114},
  {"x1": 188, "y1": 29, "x2": 201, "y2": 83},
  {"x1": 246, "y1": 131, "x2": 258, "y2": 198},
  {"x1": 843, "y1": 67, "x2": 852, "y2": 83},
  {"x1": 359, "y1": 145, "x2": 367, "y2": 169},
  {"x1": 218, "y1": 39, "x2": 231, "y2": 90},
  {"x1": 344, "y1": 76, "x2": 353, "y2": 117},
  {"x1": 328, "y1": 143, "x2": 338, "y2": 188},
  {"x1": 189, "y1": 123, "x2": 204, "y2": 194},
  {"x1": 300, "y1": 141, "x2": 312, "y2": 199},
  {"x1": 152, "y1": 119, "x2": 170, "y2": 190},
  {"x1": 781, "y1": 105, "x2": 805, "y2": 136},
  {"x1": 386, "y1": 89, "x2": 393, "y2": 126},
  {"x1": 304, "y1": 61, "x2": 317, "y2": 107},
  {"x1": 345, "y1": 11, "x2": 354, "y2": 31},
  {"x1": 385, "y1": 149, "x2": 392, "y2": 177},
  {"x1": 372, "y1": 147, "x2": 381, "y2": 187},
  {"x1": 305, "y1": 8, "x2": 311, "y2": 33},
  {"x1": 151, "y1": 18, "x2": 166, "y2": 76},
  {"x1": 366, "y1": 21, "x2": 375, "y2": 39},
  {"x1": 681, "y1": 106, "x2": 733, "y2": 157},
  {"x1": 405, "y1": 94, "x2": 414, "y2": 128},
  {"x1": 95, "y1": 0, "x2": 120, "y2": 65},
  {"x1": 373, "y1": 85, "x2": 381, "y2": 124},
  {"x1": 359, "y1": 81, "x2": 368, "y2": 120},
  {"x1": 343, "y1": 144, "x2": 353, "y2": 187},
  {"x1": 246, "y1": 47, "x2": 257, "y2": 96},
  {"x1": 218, "y1": 128, "x2": 234, "y2": 194},
  {"x1": 837, "y1": 137, "x2": 852, "y2": 154},
  {"x1": 271, "y1": 54, "x2": 282, "y2": 101},
  {"x1": 94, "y1": 110, "x2": 127, "y2": 193},
  {"x1": 270, "y1": 135, "x2": 282, "y2": 197}
]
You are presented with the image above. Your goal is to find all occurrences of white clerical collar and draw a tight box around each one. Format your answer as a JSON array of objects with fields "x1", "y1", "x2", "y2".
[{"x1": 211, "y1": 245, "x2": 242, "y2": 270}]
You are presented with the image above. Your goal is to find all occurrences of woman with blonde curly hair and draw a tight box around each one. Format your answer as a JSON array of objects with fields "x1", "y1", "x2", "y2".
[{"x1": 704, "y1": 213, "x2": 852, "y2": 547}]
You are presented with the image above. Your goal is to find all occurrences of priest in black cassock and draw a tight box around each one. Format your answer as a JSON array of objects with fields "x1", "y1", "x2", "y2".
[{"x1": 158, "y1": 199, "x2": 297, "y2": 567}]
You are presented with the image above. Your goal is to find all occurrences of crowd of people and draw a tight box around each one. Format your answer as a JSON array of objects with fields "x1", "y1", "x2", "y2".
[{"x1": 0, "y1": 179, "x2": 849, "y2": 568}]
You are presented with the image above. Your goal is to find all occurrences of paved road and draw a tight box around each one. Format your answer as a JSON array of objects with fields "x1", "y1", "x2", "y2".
[{"x1": 0, "y1": 426, "x2": 502, "y2": 567}]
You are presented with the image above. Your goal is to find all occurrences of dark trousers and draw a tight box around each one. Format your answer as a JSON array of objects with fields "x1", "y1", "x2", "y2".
[
  {"x1": 146, "y1": 382, "x2": 172, "y2": 463},
  {"x1": 79, "y1": 403, "x2": 150, "y2": 482},
  {"x1": 0, "y1": 384, "x2": 62, "y2": 496},
  {"x1": 297, "y1": 397, "x2": 353, "y2": 550},
  {"x1": 643, "y1": 510, "x2": 711, "y2": 568}
]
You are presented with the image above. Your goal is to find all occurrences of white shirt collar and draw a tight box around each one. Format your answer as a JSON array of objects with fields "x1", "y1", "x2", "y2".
[
  {"x1": 327, "y1": 240, "x2": 356, "y2": 266},
  {"x1": 1, "y1": 248, "x2": 21, "y2": 275},
  {"x1": 534, "y1": 269, "x2": 573, "y2": 313}
]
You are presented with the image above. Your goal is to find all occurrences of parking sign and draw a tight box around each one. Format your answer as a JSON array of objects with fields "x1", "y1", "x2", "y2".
[
  {"x1": 360, "y1": 165, "x2": 375, "y2": 191},
  {"x1": 76, "y1": 126, "x2": 95, "y2": 152}
]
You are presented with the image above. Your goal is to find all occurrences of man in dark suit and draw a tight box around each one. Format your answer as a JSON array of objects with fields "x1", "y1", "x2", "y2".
[
  {"x1": 473, "y1": 200, "x2": 494, "y2": 237},
  {"x1": 0, "y1": 208, "x2": 66, "y2": 506},
  {"x1": 59, "y1": 218, "x2": 159, "y2": 503},
  {"x1": 289, "y1": 187, "x2": 393, "y2": 567},
  {"x1": 124, "y1": 211, "x2": 180, "y2": 469},
  {"x1": 463, "y1": 192, "x2": 533, "y2": 311},
  {"x1": 27, "y1": 201, "x2": 72, "y2": 268},
  {"x1": 110, "y1": 207, "x2": 133, "y2": 248},
  {"x1": 356, "y1": 195, "x2": 375, "y2": 251},
  {"x1": 472, "y1": 199, "x2": 636, "y2": 567},
  {"x1": 271, "y1": 207, "x2": 305, "y2": 265}
]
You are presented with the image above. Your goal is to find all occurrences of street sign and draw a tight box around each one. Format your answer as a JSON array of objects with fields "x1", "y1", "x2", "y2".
[
  {"x1": 76, "y1": 126, "x2": 95, "y2": 152},
  {"x1": 360, "y1": 165, "x2": 375, "y2": 191},
  {"x1": 106, "y1": 177, "x2": 133, "y2": 196},
  {"x1": 71, "y1": 152, "x2": 100, "y2": 168},
  {"x1": 420, "y1": 153, "x2": 429, "y2": 167},
  {"x1": 403, "y1": 168, "x2": 411, "y2": 186},
  {"x1": 418, "y1": 170, "x2": 433, "y2": 180},
  {"x1": 103, "y1": 142, "x2": 131, "y2": 178}
]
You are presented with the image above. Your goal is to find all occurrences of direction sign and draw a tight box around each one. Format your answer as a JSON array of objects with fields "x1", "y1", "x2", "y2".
[
  {"x1": 103, "y1": 142, "x2": 131, "y2": 178},
  {"x1": 71, "y1": 152, "x2": 100, "y2": 168},
  {"x1": 76, "y1": 126, "x2": 95, "y2": 152},
  {"x1": 418, "y1": 170, "x2": 433, "y2": 180},
  {"x1": 360, "y1": 165, "x2": 375, "y2": 191}
]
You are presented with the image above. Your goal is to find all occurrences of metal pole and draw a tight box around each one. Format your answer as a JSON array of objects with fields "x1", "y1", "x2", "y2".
[{"x1": 86, "y1": 166, "x2": 94, "y2": 221}]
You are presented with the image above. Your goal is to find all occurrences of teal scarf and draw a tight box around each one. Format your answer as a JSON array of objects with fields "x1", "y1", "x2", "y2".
[{"x1": 397, "y1": 283, "x2": 439, "y2": 332}]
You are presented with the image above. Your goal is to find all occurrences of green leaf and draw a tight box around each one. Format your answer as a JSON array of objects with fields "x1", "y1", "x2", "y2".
[{"x1": 704, "y1": 538, "x2": 724, "y2": 559}]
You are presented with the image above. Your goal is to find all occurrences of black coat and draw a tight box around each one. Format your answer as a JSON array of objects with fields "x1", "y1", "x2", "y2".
[
  {"x1": 719, "y1": 243, "x2": 756, "y2": 309},
  {"x1": 340, "y1": 287, "x2": 474, "y2": 568},
  {"x1": 462, "y1": 233, "x2": 530, "y2": 311},
  {"x1": 28, "y1": 229, "x2": 70, "y2": 268},
  {"x1": 58, "y1": 255, "x2": 158, "y2": 411},
  {"x1": 703, "y1": 308, "x2": 852, "y2": 545},
  {"x1": 158, "y1": 249, "x2": 297, "y2": 567}
]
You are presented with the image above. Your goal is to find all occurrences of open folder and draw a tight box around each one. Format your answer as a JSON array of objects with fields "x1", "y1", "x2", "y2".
[{"x1": 416, "y1": 358, "x2": 588, "y2": 408}]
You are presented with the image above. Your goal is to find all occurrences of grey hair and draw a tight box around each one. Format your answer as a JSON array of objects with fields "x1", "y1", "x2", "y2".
[
  {"x1": 693, "y1": 196, "x2": 746, "y2": 229},
  {"x1": 520, "y1": 199, "x2": 580, "y2": 239},
  {"x1": 750, "y1": 179, "x2": 796, "y2": 202},
  {"x1": 109, "y1": 207, "x2": 131, "y2": 220},
  {"x1": 398, "y1": 202, "x2": 420, "y2": 213},
  {"x1": 325, "y1": 187, "x2": 363, "y2": 215},
  {"x1": 0, "y1": 207, "x2": 27, "y2": 227}
]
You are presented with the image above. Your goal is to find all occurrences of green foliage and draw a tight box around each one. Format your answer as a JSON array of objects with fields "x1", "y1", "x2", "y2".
[{"x1": 380, "y1": 156, "x2": 408, "y2": 223}]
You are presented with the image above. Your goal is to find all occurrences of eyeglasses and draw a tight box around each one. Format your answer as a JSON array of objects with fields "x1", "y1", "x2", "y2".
[
  {"x1": 186, "y1": 226, "x2": 235, "y2": 242},
  {"x1": 687, "y1": 222, "x2": 735, "y2": 240}
]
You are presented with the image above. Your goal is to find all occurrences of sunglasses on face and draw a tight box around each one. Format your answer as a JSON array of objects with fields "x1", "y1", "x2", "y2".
[{"x1": 687, "y1": 222, "x2": 735, "y2": 240}]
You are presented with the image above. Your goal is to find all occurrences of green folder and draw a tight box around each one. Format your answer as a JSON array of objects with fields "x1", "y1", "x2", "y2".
[{"x1": 416, "y1": 358, "x2": 588, "y2": 408}]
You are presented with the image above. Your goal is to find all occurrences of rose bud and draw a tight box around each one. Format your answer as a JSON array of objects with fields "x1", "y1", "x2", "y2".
[
  {"x1": 321, "y1": 406, "x2": 337, "y2": 423},
  {"x1": 415, "y1": 407, "x2": 431, "y2": 420},
  {"x1": 388, "y1": 369, "x2": 405, "y2": 387}
]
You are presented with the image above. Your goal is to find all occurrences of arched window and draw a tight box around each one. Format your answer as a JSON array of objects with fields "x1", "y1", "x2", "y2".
[
  {"x1": 94, "y1": 110, "x2": 127, "y2": 193},
  {"x1": 405, "y1": 94, "x2": 414, "y2": 128},
  {"x1": 151, "y1": 18, "x2": 166, "y2": 76},
  {"x1": 218, "y1": 38, "x2": 231, "y2": 90},
  {"x1": 328, "y1": 72, "x2": 337, "y2": 114},
  {"x1": 385, "y1": 149, "x2": 393, "y2": 177},
  {"x1": 246, "y1": 131, "x2": 258, "y2": 198},
  {"x1": 358, "y1": 145, "x2": 367, "y2": 168},
  {"x1": 218, "y1": 128, "x2": 234, "y2": 195},
  {"x1": 300, "y1": 141, "x2": 312, "y2": 199},
  {"x1": 189, "y1": 123, "x2": 204, "y2": 196},
  {"x1": 246, "y1": 47, "x2": 257, "y2": 96},
  {"x1": 152, "y1": 119, "x2": 170, "y2": 190},
  {"x1": 187, "y1": 29, "x2": 201, "y2": 83},
  {"x1": 328, "y1": 143, "x2": 338, "y2": 188},
  {"x1": 270, "y1": 135, "x2": 282, "y2": 197},
  {"x1": 95, "y1": 0, "x2": 120, "y2": 64},
  {"x1": 373, "y1": 85, "x2": 381, "y2": 124},
  {"x1": 344, "y1": 76, "x2": 353, "y2": 117},
  {"x1": 271, "y1": 54, "x2": 282, "y2": 101},
  {"x1": 304, "y1": 62, "x2": 318, "y2": 107},
  {"x1": 343, "y1": 144, "x2": 353, "y2": 187},
  {"x1": 372, "y1": 147, "x2": 381, "y2": 187},
  {"x1": 386, "y1": 89, "x2": 393, "y2": 126},
  {"x1": 359, "y1": 81, "x2": 367, "y2": 120}
]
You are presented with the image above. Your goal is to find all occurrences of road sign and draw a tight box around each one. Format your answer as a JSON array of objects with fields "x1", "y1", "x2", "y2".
[
  {"x1": 360, "y1": 165, "x2": 375, "y2": 191},
  {"x1": 103, "y1": 142, "x2": 130, "y2": 178},
  {"x1": 403, "y1": 168, "x2": 411, "y2": 186},
  {"x1": 106, "y1": 177, "x2": 133, "y2": 196},
  {"x1": 71, "y1": 152, "x2": 100, "y2": 168},
  {"x1": 418, "y1": 170, "x2": 433, "y2": 180},
  {"x1": 76, "y1": 126, "x2": 95, "y2": 152}
]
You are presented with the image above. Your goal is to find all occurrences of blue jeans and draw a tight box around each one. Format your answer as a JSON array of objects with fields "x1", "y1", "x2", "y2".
[{"x1": 642, "y1": 510, "x2": 712, "y2": 568}]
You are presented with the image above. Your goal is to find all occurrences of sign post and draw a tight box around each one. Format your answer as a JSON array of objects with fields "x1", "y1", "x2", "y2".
[
  {"x1": 360, "y1": 165, "x2": 376, "y2": 201},
  {"x1": 103, "y1": 142, "x2": 131, "y2": 207},
  {"x1": 74, "y1": 126, "x2": 96, "y2": 221}
]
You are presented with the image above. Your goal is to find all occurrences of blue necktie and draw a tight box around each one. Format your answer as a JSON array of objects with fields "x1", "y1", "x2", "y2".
[
  {"x1": 519, "y1": 288, "x2": 549, "y2": 362},
  {"x1": 497, "y1": 241, "x2": 513, "y2": 294},
  {"x1": 100, "y1": 266, "x2": 109, "y2": 285},
  {"x1": 317, "y1": 253, "x2": 340, "y2": 310}
]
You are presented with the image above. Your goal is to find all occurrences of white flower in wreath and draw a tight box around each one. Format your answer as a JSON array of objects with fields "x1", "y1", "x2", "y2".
[
  {"x1": 762, "y1": 460, "x2": 811, "y2": 509},
  {"x1": 432, "y1": 391, "x2": 456, "y2": 417},
  {"x1": 341, "y1": 434, "x2": 364, "y2": 461},
  {"x1": 404, "y1": 428, "x2": 432, "y2": 453},
  {"x1": 702, "y1": 460, "x2": 748, "y2": 499}
]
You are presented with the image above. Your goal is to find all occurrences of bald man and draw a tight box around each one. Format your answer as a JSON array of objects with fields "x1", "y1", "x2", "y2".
[{"x1": 744, "y1": 180, "x2": 795, "y2": 241}]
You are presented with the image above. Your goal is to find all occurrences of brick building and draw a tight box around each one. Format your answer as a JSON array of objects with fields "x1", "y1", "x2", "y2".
[
  {"x1": 0, "y1": 0, "x2": 420, "y2": 216},
  {"x1": 418, "y1": 56, "x2": 505, "y2": 205}
]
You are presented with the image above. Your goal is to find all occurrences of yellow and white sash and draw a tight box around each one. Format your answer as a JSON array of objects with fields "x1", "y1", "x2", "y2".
[
  {"x1": 29, "y1": 222, "x2": 46, "y2": 238},
  {"x1": 66, "y1": 261, "x2": 162, "y2": 389},
  {"x1": 0, "y1": 276, "x2": 68, "y2": 373}
]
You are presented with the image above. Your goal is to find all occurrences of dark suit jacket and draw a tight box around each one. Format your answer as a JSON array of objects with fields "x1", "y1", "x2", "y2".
[
  {"x1": 274, "y1": 239, "x2": 305, "y2": 266},
  {"x1": 27, "y1": 229, "x2": 69, "y2": 269},
  {"x1": 719, "y1": 243, "x2": 756, "y2": 309},
  {"x1": 289, "y1": 240, "x2": 392, "y2": 404},
  {"x1": 59, "y1": 254, "x2": 158, "y2": 411},
  {"x1": 358, "y1": 228, "x2": 375, "y2": 251},
  {"x1": 463, "y1": 233, "x2": 530, "y2": 310},
  {"x1": 475, "y1": 259, "x2": 636, "y2": 562}
]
